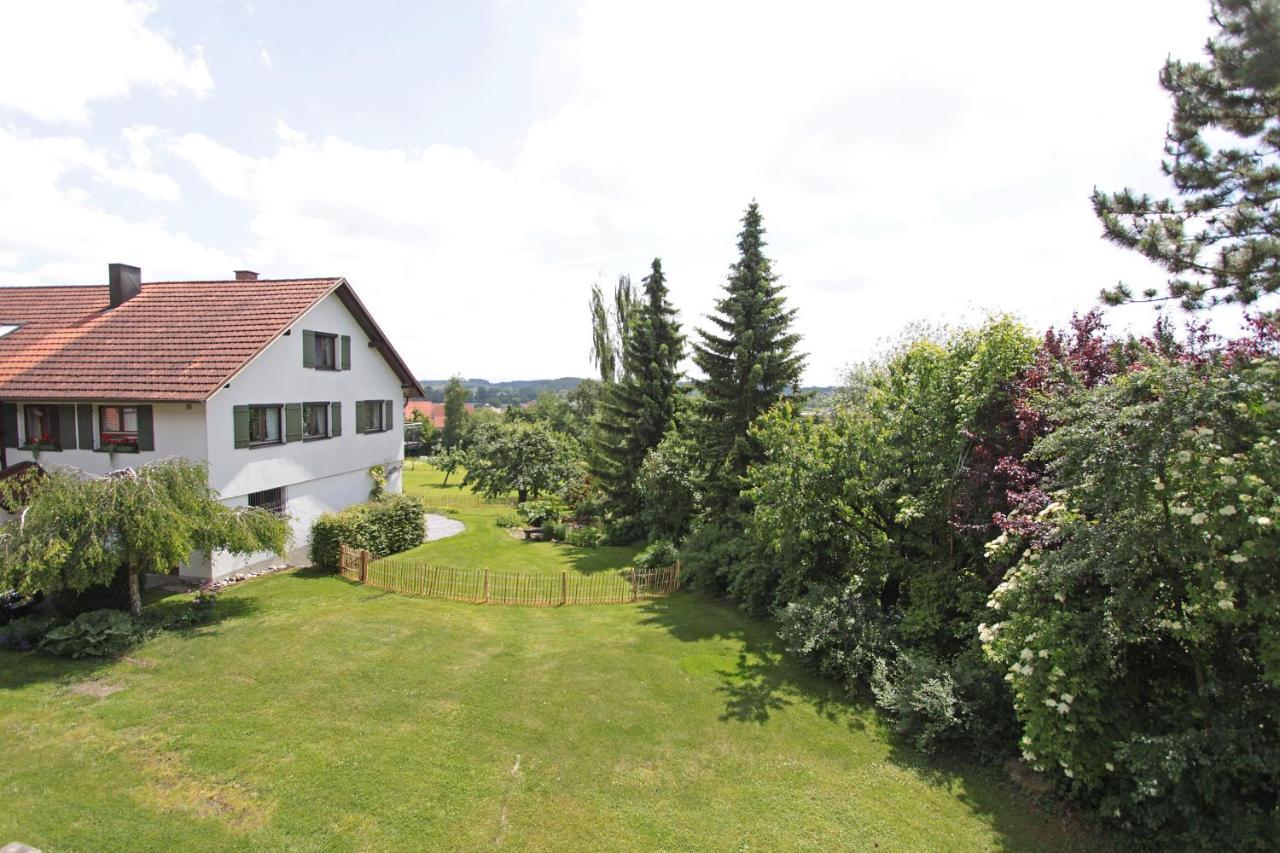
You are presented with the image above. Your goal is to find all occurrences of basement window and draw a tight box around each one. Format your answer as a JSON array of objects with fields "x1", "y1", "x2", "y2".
[{"x1": 247, "y1": 486, "x2": 286, "y2": 516}]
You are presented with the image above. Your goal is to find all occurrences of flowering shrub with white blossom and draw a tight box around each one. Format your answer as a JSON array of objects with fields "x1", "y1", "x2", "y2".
[{"x1": 982, "y1": 355, "x2": 1280, "y2": 849}]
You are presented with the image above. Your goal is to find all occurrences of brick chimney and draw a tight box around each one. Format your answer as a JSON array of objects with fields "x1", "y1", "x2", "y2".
[
  {"x1": 234, "y1": 270, "x2": 259, "y2": 281},
  {"x1": 108, "y1": 263, "x2": 141, "y2": 308}
]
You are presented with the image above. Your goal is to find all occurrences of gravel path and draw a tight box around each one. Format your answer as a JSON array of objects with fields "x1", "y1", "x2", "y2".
[{"x1": 425, "y1": 513, "x2": 466, "y2": 542}]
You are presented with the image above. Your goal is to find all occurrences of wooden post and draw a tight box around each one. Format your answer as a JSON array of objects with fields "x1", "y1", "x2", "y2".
[
  {"x1": 360, "y1": 549, "x2": 369, "y2": 584},
  {"x1": 674, "y1": 559, "x2": 681, "y2": 591},
  {"x1": 483, "y1": 569, "x2": 489, "y2": 604},
  {"x1": 561, "y1": 570, "x2": 567, "y2": 606},
  {"x1": 632, "y1": 567, "x2": 639, "y2": 602}
]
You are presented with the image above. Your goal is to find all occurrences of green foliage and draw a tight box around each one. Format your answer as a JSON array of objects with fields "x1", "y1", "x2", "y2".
[
  {"x1": 633, "y1": 538, "x2": 679, "y2": 570},
  {"x1": 564, "y1": 526, "x2": 603, "y2": 548},
  {"x1": 593, "y1": 258, "x2": 685, "y2": 533},
  {"x1": 40, "y1": 609, "x2": 139, "y2": 658},
  {"x1": 542, "y1": 520, "x2": 568, "y2": 542},
  {"x1": 517, "y1": 499, "x2": 564, "y2": 528},
  {"x1": 309, "y1": 494, "x2": 427, "y2": 571},
  {"x1": 426, "y1": 446, "x2": 467, "y2": 486},
  {"x1": 744, "y1": 318, "x2": 1038, "y2": 754},
  {"x1": 493, "y1": 513, "x2": 521, "y2": 529},
  {"x1": 463, "y1": 419, "x2": 580, "y2": 504},
  {"x1": 1093, "y1": 0, "x2": 1280, "y2": 309},
  {"x1": 983, "y1": 354, "x2": 1280, "y2": 849},
  {"x1": 442, "y1": 375, "x2": 470, "y2": 449},
  {"x1": 0, "y1": 459, "x2": 289, "y2": 615},
  {"x1": 0, "y1": 614, "x2": 63, "y2": 651},
  {"x1": 691, "y1": 202, "x2": 806, "y2": 516},
  {"x1": 636, "y1": 432, "x2": 702, "y2": 541}
]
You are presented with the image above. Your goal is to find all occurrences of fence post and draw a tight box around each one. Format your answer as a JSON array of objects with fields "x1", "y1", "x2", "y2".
[
  {"x1": 483, "y1": 569, "x2": 489, "y2": 604},
  {"x1": 360, "y1": 549, "x2": 369, "y2": 584},
  {"x1": 632, "y1": 567, "x2": 639, "y2": 602},
  {"x1": 674, "y1": 559, "x2": 681, "y2": 591},
  {"x1": 561, "y1": 570, "x2": 567, "y2": 606}
]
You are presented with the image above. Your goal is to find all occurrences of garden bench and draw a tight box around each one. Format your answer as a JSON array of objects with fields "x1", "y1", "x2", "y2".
[{"x1": 521, "y1": 527, "x2": 543, "y2": 541}]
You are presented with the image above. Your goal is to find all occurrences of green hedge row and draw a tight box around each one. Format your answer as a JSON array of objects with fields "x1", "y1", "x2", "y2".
[{"x1": 309, "y1": 493, "x2": 427, "y2": 571}]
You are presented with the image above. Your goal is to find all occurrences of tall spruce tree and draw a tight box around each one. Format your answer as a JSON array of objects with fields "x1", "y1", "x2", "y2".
[
  {"x1": 593, "y1": 258, "x2": 684, "y2": 530},
  {"x1": 692, "y1": 202, "x2": 805, "y2": 514},
  {"x1": 1093, "y1": 0, "x2": 1280, "y2": 309}
]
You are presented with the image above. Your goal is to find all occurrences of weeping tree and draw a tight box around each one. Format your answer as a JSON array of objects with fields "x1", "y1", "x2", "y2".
[
  {"x1": 0, "y1": 460, "x2": 289, "y2": 615},
  {"x1": 1093, "y1": 0, "x2": 1280, "y2": 309},
  {"x1": 588, "y1": 274, "x2": 638, "y2": 383}
]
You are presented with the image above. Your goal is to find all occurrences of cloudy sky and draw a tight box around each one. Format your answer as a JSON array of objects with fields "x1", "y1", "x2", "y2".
[{"x1": 0, "y1": 1, "x2": 1222, "y2": 384}]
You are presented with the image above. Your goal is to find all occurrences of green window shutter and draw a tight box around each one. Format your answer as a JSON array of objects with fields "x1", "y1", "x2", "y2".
[
  {"x1": 1, "y1": 403, "x2": 16, "y2": 448},
  {"x1": 355, "y1": 400, "x2": 367, "y2": 434},
  {"x1": 341, "y1": 335, "x2": 351, "y2": 370},
  {"x1": 136, "y1": 405, "x2": 155, "y2": 451},
  {"x1": 233, "y1": 405, "x2": 250, "y2": 449},
  {"x1": 284, "y1": 403, "x2": 303, "y2": 443},
  {"x1": 58, "y1": 404, "x2": 77, "y2": 450},
  {"x1": 330, "y1": 401, "x2": 342, "y2": 436},
  {"x1": 383, "y1": 400, "x2": 393, "y2": 432},
  {"x1": 77, "y1": 404, "x2": 93, "y2": 449},
  {"x1": 302, "y1": 330, "x2": 315, "y2": 368}
]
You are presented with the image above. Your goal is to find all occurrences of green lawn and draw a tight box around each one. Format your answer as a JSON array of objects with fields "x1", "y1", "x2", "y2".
[
  {"x1": 399, "y1": 461, "x2": 640, "y2": 576},
  {"x1": 0, "y1": 468, "x2": 1098, "y2": 851}
]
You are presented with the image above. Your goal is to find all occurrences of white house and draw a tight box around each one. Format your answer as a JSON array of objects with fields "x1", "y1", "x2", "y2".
[{"x1": 0, "y1": 264, "x2": 425, "y2": 580}]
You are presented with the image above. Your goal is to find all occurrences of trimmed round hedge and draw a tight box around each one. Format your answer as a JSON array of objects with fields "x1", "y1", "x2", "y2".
[{"x1": 309, "y1": 493, "x2": 427, "y2": 571}]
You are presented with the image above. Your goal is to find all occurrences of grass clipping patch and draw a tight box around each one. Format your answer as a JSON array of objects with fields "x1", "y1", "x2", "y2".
[{"x1": 126, "y1": 733, "x2": 274, "y2": 833}]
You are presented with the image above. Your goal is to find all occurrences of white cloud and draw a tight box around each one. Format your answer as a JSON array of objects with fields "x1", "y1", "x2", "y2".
[
  {"x1": 0, "y1": 0, "x2": 212, "y2": 124},
  {"x1": 0, "y1": 0, "x2": 1231, "y2": 384}
]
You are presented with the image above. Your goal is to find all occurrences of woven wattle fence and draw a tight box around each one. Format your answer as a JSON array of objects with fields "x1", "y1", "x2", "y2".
[{"x1": 337, "y1": 543, "x2": 680, "y2": 606}]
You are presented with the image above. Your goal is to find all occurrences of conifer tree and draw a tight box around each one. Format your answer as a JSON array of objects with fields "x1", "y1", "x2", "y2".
[
  {"x1": 1093, "y1": 0, "x2": 1280, "y2": 309},
  {"x1": 593, "y1": 258, "x2": 684, "y2": 530},
  {"x1": 692, "y1": 202, "x2": 805, "y2": 514}
]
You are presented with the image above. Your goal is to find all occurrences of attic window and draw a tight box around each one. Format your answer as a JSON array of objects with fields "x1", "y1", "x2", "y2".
[{"x1": 0, "y1": 324, "x2": 19, "y2": 338}]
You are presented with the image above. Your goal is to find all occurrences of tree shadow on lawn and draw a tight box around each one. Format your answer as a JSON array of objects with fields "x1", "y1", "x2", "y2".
[
  {"x1": 637, "y1": 592, "x2": 1102, "y2": 853},
  {"x1": 0, "y1": 595, "x2": 260, "y2": 691}
]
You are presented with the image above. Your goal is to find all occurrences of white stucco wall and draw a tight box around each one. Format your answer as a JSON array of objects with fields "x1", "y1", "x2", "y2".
[
  {"x1": 3, "y1": 402, "x2": 208, "y2": 474},
  {"x1": 195, "y1": 290, "x2": 408, "y2": 579}
]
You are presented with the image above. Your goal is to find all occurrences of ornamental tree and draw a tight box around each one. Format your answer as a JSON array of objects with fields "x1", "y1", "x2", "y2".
[
  {"x1": 983, "y1": 353, "x2": 1280, "y2": 847},
  {"x1": 0, "y1": 459, "x2": 289, "y2": 615},
  {"x1": 463, "y1": 419, "x2": 580, "y2": 504}
]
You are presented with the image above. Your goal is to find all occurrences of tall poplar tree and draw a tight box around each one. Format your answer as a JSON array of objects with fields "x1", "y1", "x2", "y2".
[
  {"x1": 442, "y1": 375, "x2": 469, "y2": 449},
  {"x1": 692, "y1": 202, "x2": 805, "y2": 514},
  {"x1": 593, "y1": 258, "x2": 684, "y2": 531}
]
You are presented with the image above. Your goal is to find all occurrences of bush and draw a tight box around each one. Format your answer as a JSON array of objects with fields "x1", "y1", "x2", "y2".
[
  {"x1": 310, "y1": 494, "x2": 427, "y2": 571},
  {"x1": 517, "y1": 499, "x2": 564, "y2": 528},
  {"x1": 565, "y1": 526, "x2": 603, "y2": 548},
  {"x1": 634, "y1": 539, "x2": 679, "y2": 570},
  {"x1": 40, "y1": 609, "x2": 140, "y2": 658},
  {"x1": 0, "y1": 614, "x2": 63, "y2": 652},
  {"x1": 870, "y1": 652, "x2": 967, "y2": 753},
  {"x1": 494, "y1": 513, "x2": 521, "y2": 529},
  {"x1": 542, "y1": 520, "x2": 567, "y2": 542}
]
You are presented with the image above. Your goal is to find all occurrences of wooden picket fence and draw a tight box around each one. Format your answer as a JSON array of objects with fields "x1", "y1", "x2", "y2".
[{"x1": 337, "y1": 543, "x2": 680, "y2": 606}]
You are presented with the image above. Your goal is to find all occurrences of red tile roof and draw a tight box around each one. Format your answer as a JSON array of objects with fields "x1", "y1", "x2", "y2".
[
  {"x1": 0, "y1": 277, "x2": 425, "y2": 402},
  {"x1": 404, "y1": 400, "x2": 473, "y2": 429}
]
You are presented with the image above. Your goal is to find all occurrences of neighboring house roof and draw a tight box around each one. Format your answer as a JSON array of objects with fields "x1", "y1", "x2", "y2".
[
  {"x1": 0, "y1": 277, "x2": 425, "y2": 402},
  {"x1": 404, "y1": 400, "x2": 474, "y2": 429}
]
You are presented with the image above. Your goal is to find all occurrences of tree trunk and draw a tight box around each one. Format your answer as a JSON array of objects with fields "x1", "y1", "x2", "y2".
[
  {"x1": 518, "y1": 487, "x2": 528, "y2": 503},
  {"x1": 127, "y1": 569, "x2": 142, "y2": 616}
]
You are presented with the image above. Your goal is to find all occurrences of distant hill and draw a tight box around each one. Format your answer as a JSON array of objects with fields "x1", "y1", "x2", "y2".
[
  {"x1": 416, "y1": 377, "x2": 585, "y2": 405},
  {"x1": 417, "y1": 376, "x2": 837, "y2": 407}
]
